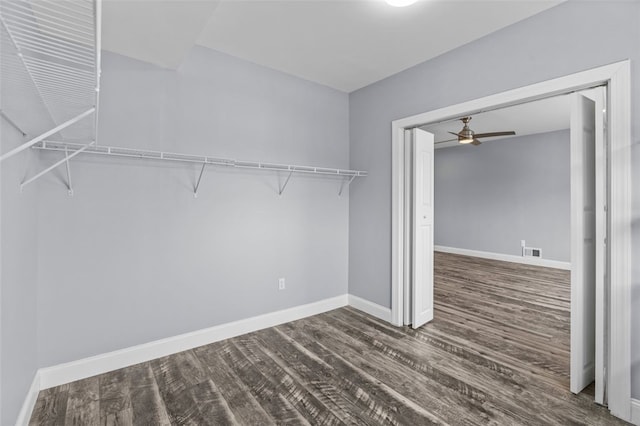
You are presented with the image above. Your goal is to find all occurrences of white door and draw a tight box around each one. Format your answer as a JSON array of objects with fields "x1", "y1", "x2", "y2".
[
  {"x1": 411, "y1": 128, "x2": 434, "y2": 329},
  {"x1": 570, "y1": 91, "x2": 603, "y2": 394},
  {"x1": 403, "y1": 130, "x2": 413, "y2": 325},
  {"x1": 584, "y1": 88, "x2": 607, "y2": 404}
]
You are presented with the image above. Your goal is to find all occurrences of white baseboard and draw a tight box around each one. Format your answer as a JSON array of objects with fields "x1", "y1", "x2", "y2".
[
  {"x1": 15, "y1": 371, "x2": 40, "y2": 426},
  {"x1": 39, "y1": 295, "x2": 348, "y2": 390},
  {"x1": 348, "y1": 294, "x2": 392, "y2": 322},
  {"x1": 631, "y1": 398, "x2": 640, "y2": 425},
  {"x1": 435, "y1": 245, "x2": 571, "y2": 270}
]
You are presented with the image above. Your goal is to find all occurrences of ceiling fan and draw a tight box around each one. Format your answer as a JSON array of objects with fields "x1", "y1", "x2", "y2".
[{"x1": 440, "y1": 116, "x2": 516, "y2": 146}]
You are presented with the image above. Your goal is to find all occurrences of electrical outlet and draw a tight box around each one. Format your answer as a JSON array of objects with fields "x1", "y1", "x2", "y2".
[{"x1": 278, "y1": 278, "x2": 285, "y2": 290}]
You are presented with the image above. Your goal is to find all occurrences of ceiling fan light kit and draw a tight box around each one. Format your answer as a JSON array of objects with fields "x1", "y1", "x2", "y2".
[{"x1": 447, "y1": 116, "x2": 516, "y2": 146}]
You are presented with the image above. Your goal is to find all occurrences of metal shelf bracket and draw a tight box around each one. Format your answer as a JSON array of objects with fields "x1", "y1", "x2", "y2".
[
  {"x1": 0, "y1": 110, "x2": 27, "y2": 137},
  {"x1": 20, "y1": 140, "x2": 95, "y2": 193},
  {"x1": 64, "y1": 145, "x2": 74, "y2": 196},
  {"x1": 338, "y1": 174, "x2": 357, "y2": 196},
  {"x1": 194, "y1": 162, "x2": 207, "y2": 198},
  {"x1": 279, "y1": 170, "x2": 294, "y2": 196}
]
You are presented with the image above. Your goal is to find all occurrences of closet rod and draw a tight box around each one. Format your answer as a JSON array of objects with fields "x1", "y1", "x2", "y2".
[{"x1": 33, "y1": 141, "x2": 368, "y2": 177}]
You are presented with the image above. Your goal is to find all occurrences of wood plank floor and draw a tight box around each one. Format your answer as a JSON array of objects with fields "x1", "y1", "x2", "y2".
[{"x1": 30, "y1": 252, "x2": 628, "y2": 425}]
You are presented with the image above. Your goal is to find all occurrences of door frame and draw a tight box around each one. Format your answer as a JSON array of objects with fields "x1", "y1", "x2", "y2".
[{"x1": 390, "y1": 61, "x2": 631, "y2": 420}]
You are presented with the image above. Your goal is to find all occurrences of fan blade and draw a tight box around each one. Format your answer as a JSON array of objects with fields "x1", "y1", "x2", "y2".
[
  {"x1": 471, "y1": 139, "x2": 482, "y2": 146},
  {"x1": 448, "y1": 131, "x2": 463, "y2": 138},
  {"x1": 436, "y1": 137, "x2": 459, "y2": 144},
  {"x1": 473, "y1": 131, "x2": 516, "y2": 138},
  {"x1": 434, "y1": 139, "x2": 458, "y2": 145}
]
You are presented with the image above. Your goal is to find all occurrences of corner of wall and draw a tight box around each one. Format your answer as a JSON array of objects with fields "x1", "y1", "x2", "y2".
[
  {"x1": 631, "y1": 398, "x2": 640, "y2": 425},
  {"x1": 14, "y1": 372, "x2": 39, "y2": 426},
  {"x1": 0, "y1": 123, "x2": 41, "y2": 425}
]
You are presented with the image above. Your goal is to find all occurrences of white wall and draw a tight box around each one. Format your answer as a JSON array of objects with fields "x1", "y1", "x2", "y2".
[
  {"x1": 434, "y1": 130, "x2": 570, "y2": 262},
  {"x1": 35, "y1": 47, "x2": 351, "y2": 367},
  {"x1": 348, "y1": 1, "x2": 640, "y2": 397}
]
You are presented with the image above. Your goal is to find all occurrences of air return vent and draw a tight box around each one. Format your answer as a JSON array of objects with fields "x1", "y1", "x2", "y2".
[{"x1": 522, "y1": 247, "x2": 542, "y2": 258}]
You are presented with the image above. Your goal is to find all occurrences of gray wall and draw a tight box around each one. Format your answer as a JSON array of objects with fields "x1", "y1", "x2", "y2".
[
  {"x1": 434, "y1": 130, "x2": 570, "y2": 262},
  {"x1": 0, "y1": 122, "x2": 39, "y2": 424},
  {"x1": 348, "y1": 1, "x2": 640, "y2": 397},
  {"x1": 0, "y1": 124, "x2": 38, "y2": 425},
  {"x1": 1, "y1": 50, "x2": 52, "y2": 423},
  {"x1": 35, "y1": 47, "x2": 350, "y2": 367}
]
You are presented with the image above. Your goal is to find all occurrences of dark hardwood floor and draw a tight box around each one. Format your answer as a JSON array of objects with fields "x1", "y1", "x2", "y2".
[{"x1": 30, "y1": 252, "x2": 628, "y2": 425}]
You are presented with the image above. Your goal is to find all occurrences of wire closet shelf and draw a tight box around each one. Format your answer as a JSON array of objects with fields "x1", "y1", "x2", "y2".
[
  {"x1": 33, "y1": 140, "x2": 368, "y2": 197},
  {"x1": 0, "y1": 0, "x2": 101, "y2": 163}
]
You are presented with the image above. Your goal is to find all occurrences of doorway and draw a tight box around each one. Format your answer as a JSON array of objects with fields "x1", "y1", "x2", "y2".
[
  {"x1": 390, "y1": 61, "x2": 632, "y2": 421},
  {"x1": 405, "y1": 87, "x2": 606, "y2": 395}
]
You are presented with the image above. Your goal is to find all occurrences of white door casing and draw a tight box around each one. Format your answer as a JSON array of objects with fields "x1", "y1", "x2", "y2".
[{"x1": 411, "y1": 128, "x2": 434, "y2": 329}]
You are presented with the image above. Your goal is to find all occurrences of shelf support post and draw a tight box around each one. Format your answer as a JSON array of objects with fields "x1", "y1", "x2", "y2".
[
  {"x1": 279, "y1": 170, "x2": 294, "y2": 195},
  {"x1": 20, "y1": 140, "x2": 96, "y2": 192},
  {"x1": 338, "y1": 174, "x2": 357, "y2": 196},
  {"x1": 0, "y1": 108, "x2": 95, "y2": 163},
  {"x1": 194, "y1": 162, "x2": 207, "y2": 198}
]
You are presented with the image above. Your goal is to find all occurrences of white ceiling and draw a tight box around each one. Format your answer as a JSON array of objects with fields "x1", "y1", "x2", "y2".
[
  {"x1": 423, "y1": 94, "x2": 570, "y2": 149},
  {"x1": 101, "y1": 0, "x2": 563, "y2": 92},
  {"x1": 102, "y1": 0, "x2": 220, "y2": 69}
]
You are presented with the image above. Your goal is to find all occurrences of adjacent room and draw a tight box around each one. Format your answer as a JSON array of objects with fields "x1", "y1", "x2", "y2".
[
  {"x1": 427, "y1": 95, "x2": 574, "y2": 387},
  {"x1": 1, "y1": 0, "x2": 638, "y2": 425}
]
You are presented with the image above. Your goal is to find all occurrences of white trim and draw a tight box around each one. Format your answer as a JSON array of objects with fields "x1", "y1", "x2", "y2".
[
  {"x1": 15, "y1": 372, "x2": 40, "y2": 426},
  {"x1": 392, "y1": 62, "x2": 626, "y2": 130},
  {"x1": 391, "y1": 125, "x2": 406, "y2": 326},
  {"x1": 434, "y1": 245, "x2": 571, "y2": 270},
  {"x1": 631, "y1": 399, "x2": 640, "y2": 426},
  {"x1": 402, "y1": 129, "x2": 413, "y2": 326},
  {"x1": 605, "y1": 62, "x2": 632, "y2": 421},
  {"x1": 348, "y1": 294, "x2": 392, "y2": 322},
  {"x1": 30, "y1": 293, "x2": 395, "y2": 392},
  {"x1": 38, "y1": 295, "x2": 347, "y2": 390},
  {"x1": 391, "y1": 60, "x2": 632, "y2": 421}
]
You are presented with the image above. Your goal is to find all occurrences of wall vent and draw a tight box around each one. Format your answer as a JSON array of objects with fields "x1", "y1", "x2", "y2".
[{"x1": 522, "y1": 247, "x2": 542, "y2": 258}]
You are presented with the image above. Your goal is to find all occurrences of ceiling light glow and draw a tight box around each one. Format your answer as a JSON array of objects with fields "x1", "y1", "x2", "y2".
[
  {"x1": 459, "y1": 138, "x2": 474, "y2": 144},
  {"x1": 386, "y1": 0, "x2": 418, "y2": 7}
]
